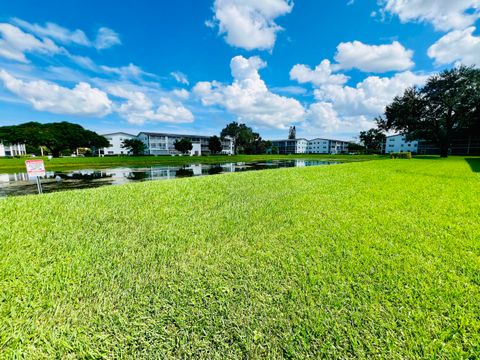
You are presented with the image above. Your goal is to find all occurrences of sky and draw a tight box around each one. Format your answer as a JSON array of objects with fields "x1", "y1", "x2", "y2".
[{"x1": 0, "y1": 0, "x2": 479, "y2": 141}]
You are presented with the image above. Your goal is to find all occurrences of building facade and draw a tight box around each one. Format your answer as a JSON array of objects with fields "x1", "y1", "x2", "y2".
[
  {"x1": 385, "y1": 134, "x2": 419, "y2": 153},
  {"x1": 307, "y1": 138, "x2": 330, "y2": 154},
  {"x1": 271, "y1": 139, "x2": 308, "y2": 154},
  {"x1": 0, "y1": 142, "x2": 26, "y2": 157},
  {"x1": 101, "y1": 132, "x2": 136, "y2": 155},
  {"x1": 138, "y1": 132, "x2": 234, "y2": 156}
]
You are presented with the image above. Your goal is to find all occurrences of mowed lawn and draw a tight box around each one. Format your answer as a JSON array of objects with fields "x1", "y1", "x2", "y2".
[
  {"x1": 0, "y1": 154, "x2": 378, "y2": 173},
  {"x1": 1, "y1": 157, "x2": 479, "y2": 358}
]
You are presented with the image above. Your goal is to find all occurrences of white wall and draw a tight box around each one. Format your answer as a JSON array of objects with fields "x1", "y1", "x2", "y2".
[
  {"x1": 385, "y1": 135, "x2": 418, "y2": 153},
  {"x1": 0, "y1": 143, "x2": 26, "y2": 157},
  {"x1": 102, "y1": 133, "x2": 136, "y2": 155},
  {"x1": 307, "y1": 139, "x2": 329, "y2": 154},
  {"x1": 296, "y1": 139, "x2": 308, "y2": 154}
]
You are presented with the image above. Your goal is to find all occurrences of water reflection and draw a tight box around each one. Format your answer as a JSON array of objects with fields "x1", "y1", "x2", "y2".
[{"x1": 0, "y1": 160, "x2": 338, "y2": 197}]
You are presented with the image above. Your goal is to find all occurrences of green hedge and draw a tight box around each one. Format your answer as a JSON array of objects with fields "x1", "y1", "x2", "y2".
[{"x1": 390, "y1": 152, "x2": 412, "y2": 159}]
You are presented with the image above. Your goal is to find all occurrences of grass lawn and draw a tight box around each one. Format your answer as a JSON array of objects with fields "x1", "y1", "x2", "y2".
[
  {"x1": 1, "y1": 157, "x2": 479, "y2": 358},
  {"x1": 0, "y1": 154, "x2": 383, "y2": 173}
]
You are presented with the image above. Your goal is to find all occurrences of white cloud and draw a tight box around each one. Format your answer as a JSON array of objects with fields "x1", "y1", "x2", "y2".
[
  {"x1": 193, "y1": 55, "x2": 305, "y2": 128},
  {"x1": 314, "y1": 71, "x2": 429, "y2": 117},
  {"x1": 0, "y1": 69, "x2": 112, "y2": 116},
  {"x1": 172, "y1": 88, "x2": 190, "y2": 100},
  {"x1": 108, "y1": 86, "x2": 194, "y2": 125},
  {"x1": 94, "y1": 27, "x2": 121, "y2": 49},
  {"x1": 334, "y1": 40, "x2": 414, "y2": 72},
  {"x1": 100, "y1": 63, "x2": 153, "y2": 79},
  {"x1": 428, "y1": 27, "x2": 480, "y2": 66},
  {"x1": 171, "y1": 71, "x2": 189, "y2": 85},
  {"x1": 290, "y1": 59, "x2": 349, "y2": 86},
  {"x1": 304, "y1": 102, "x2": 375, "y2": 134},
  {"x1": 0, "y1": 23, "x2": 60, "y2": 63},
  {"x1": 209, "y1": 0, "x2": 294, "y2": 51},
  {"x1": 379, "y1": 0, "x2": 480, "y2": 31},
  {"x1": 11, "y1": 18, "x2": 90, "y2": 46},
  {"x1": 12, "y1": 18, "x2": 120, "y2": 49}
]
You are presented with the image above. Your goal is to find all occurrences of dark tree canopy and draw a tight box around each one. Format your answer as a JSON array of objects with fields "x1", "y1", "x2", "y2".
[
  {"x1": 0, "y1": 121, "x2": 109, "y2": 157},
  {"x1": 121, "y1": 139, "x2": 147, "y2": 155},
  {"x1": 288, "y1": 126, "x2": 296, "y2": 140},
  {"x1": 359, "y1": 127, "x2": 386, "y2": 153},
  {"x1": 220, "y1": 121, "x2": 269, "y2": 154},
  {"x1": 174, "y1": 138, "x2": 193, "y2": 154},
  {"x1": 208, "y1": 136, "x2": 223, "y2": 155},
  {"x1": 378, "y1": 66, "x2": 480, "y2": 157}
]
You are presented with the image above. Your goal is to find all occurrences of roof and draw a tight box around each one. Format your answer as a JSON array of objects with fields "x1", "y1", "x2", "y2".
[
  {"x1": 102, "y1": 132, "x2": 136, "y2": 137},
  {"x1": 271, "y1": 138, "x2": 308, "y2": 142},
  {"x1": 386, "y1": 133, "x2": 407, "y2": 138},
  {"x1": 138, "y1": 131, "x2": 217, "y2": 139},
  {"x1": 271, "y1": 138, "x2": 350, "y2": 143}
]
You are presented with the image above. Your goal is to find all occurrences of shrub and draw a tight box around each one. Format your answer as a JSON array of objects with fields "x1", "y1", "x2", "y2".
[{"x1": 390, "y1": 152, "x2": 412, "y2": 159}]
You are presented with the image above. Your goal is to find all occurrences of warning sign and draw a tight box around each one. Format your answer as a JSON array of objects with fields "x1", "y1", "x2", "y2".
[{"x1": 25, "y1": 159, "x2": 46, "y2": 177}]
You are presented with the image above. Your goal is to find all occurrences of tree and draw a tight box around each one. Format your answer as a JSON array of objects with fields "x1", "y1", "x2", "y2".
[
  {"x1": 348, "y1": 142, "x2": 365, "y2": 153},
  {"x1": 174, "y1": 138, "x2": 193, "y2": 155},
  {"x1": 122, "y1": 139, "x2": 146, "y2": 155},
  {"x1": 359, "y1": 127, "x2": 386, "y2": 153},
  {"x1": 288, "y1": 126, "x2": 296, "y2": 139},
  {"x1": 208, "y1": 135, "x2": 223, "y2": 155},
  {"x1": 378, "y1": 66, "x2": 480, "y2": 157},
  {"x1": 220, "y1": 121, "x2": 263, "y2": 154},
  {"x1": 0, "y1": 121, "x2": 109, "y2": 157}
]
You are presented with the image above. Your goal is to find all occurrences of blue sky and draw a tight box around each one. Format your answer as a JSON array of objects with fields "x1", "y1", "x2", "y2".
[{"x1": 0, "y1": 0, "x2": 479, "y2": 140}]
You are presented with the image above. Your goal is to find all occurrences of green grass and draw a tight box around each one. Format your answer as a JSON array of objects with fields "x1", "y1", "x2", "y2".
[
  {"x1": 0, "y1": 154, "x2": 383, "y2": 173},
  {"x1": 1, "y1": 157, "x2": 479, "y2": 358}
]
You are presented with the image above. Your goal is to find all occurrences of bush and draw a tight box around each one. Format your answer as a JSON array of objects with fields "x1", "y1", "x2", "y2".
[{"x1": 390, "y1": 152, "x2": 412, "y2": 159}]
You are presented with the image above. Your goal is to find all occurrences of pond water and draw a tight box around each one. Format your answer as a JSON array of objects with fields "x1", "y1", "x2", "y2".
[{"x1": 0, "y1": 160, "x2": 339, "y2": 197}]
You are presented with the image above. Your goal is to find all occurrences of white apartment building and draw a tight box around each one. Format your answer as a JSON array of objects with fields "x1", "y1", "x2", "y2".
[
  {"x1": 0, "y1": 142, "x2": 26, "y2": 157},
  {"x1": 307, "y1": 138, "x2": 330, "y2": 154},
  {"x1": 306, "y1": 138, "x2": 349, "y2": 154},
  {"x1": 101, "y1": 132, "x2": 136, "y2": 155},
  {"x1": 271, "y1": 139, "x2": 308, "y2": 154},
  {"x1": 385, "y1": 134, "x2": 418, "y2": 153},
  {"x1": 138, "y1": 132, "x2": 234, "y2": 156}
]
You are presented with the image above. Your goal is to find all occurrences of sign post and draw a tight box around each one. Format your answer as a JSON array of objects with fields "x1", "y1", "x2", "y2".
[{"x1": 25, "y1": 159, "x2": 46, "y2": 194}]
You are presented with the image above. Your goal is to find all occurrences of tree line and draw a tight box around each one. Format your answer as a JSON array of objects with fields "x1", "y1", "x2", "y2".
[
  {"x1": 360, "y1": 66, "x2": 480, "y2": 157},
  {"x1": 0, "y1": 121, "x2": 109, "y2": 157},
  {"x1": 0, "y1": 120, "x2": 273, "y2": 157}
]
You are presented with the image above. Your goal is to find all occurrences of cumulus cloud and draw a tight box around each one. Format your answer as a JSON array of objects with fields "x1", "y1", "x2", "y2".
[
  {"x1": 171, "y1": 88, "x2": 190, "y2": 100},
  {"x1": 428, "y1": 27, "x2": 480, "y2": 66},
  {"x1": 334, "y1": 40, "x2": 414, "y2": 73},
  {"x1": 0, "y1": 69, "x2": 112, "y2": 116},
  {"x1": 379, "y1": 0, "x2": 480, "y2": 31},
  {"x1": 305, "y1": 102, "x2": 374, "y2": 134},
  {"x1": 0, "y1": 23, "x2": 61, "y2": 63},
  {"x1": 108, "y1": 86, "x2": 194, "y2": 125},
  {"x1": 314, "y1": 71, "x2": 429, "y2": 117},
  {"x1": 193, "y1": 55, "x2": 305, "y2": 128},
  {"x1": 209, "y1": 0, "x2": 294, "y2": 51},
  {"x1": 290, "y1": 59, "x2": 349, "y2": 86},
  {"x1": 171, "y1": 71, "x2": 189, "y2": 85},
  {"x1": 290, "y1": 57, "x2": 428, "y2": 132},
  {"x1": 12, "y1": 18, "x2": 120, "y2": 49}
]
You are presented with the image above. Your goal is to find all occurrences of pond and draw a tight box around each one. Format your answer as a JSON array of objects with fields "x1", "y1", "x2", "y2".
[{"x1": 0, "y1": 160, "x2": 339, "y2": 197}]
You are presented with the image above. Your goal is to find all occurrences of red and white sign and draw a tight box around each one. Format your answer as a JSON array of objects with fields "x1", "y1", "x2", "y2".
[{"x1": 25, "y1": 159, "x2": 46, "y2": 177}]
